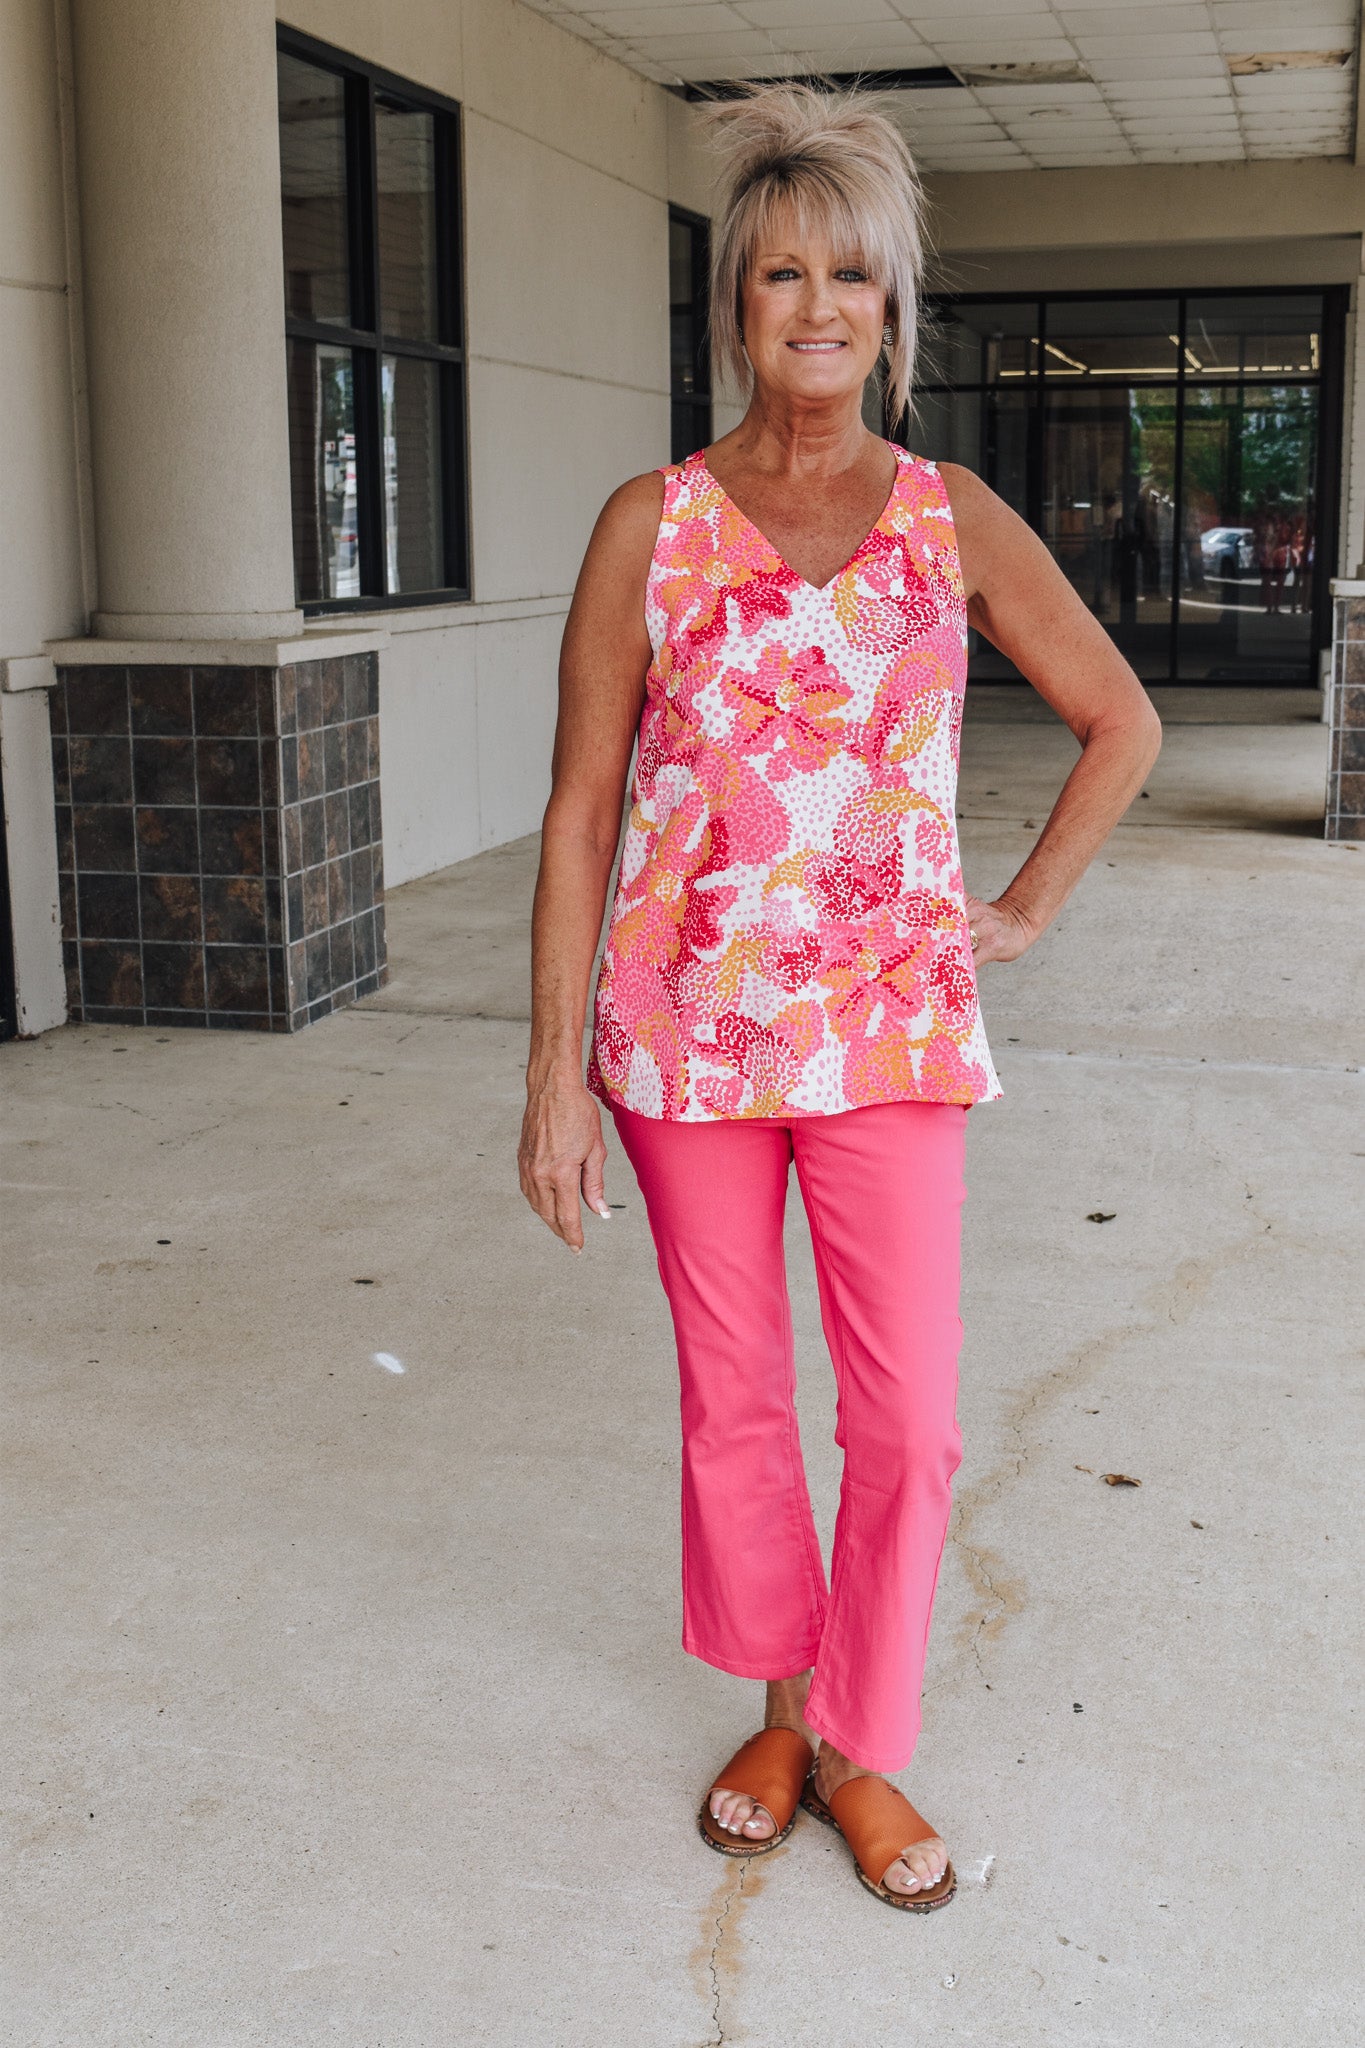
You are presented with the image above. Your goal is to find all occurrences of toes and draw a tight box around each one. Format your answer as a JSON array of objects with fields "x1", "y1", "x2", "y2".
[
  {"x1": 883, "y1": 1840, "x2": 947, "y2": 1895},
  {"x1": 741, "y1": 1803, "x2": 776, "y2": 1839}
]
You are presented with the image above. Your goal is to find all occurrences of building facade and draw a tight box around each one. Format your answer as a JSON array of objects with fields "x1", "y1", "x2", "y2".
[{"x1": 2, "y1": 0, "x2": 1362, "y2": 1038}]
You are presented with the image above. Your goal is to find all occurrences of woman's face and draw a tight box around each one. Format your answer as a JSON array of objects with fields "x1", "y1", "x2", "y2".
[{"x1": 739, "y1": 218, "x2": 887, "y2": 412}]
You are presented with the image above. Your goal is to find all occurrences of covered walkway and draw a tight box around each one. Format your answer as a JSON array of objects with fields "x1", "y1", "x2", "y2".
[{"x1": 5, "y1": 693, "x2": 1360, "y2": 2045}]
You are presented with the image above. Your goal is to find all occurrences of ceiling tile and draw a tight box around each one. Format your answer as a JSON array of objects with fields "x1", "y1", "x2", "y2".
[
  {"x1": 1073, "y1": 31, "x2": 1221, "y2": 55},
  {"x1": 1056, "y1": 4, "x2": 1215, "y2": 32},
  {"x1": 1211, "y1": 0, "x2": 1354, "y2": 24},
  {"x1": 583, "y1": 3, "x2": 752, "y2": 31},
  {"x1": 735, "y1": 0, "x2": 899, "y2": 25},
  {"x1": 1085, "y1": 54, "x2": 1228, "y2": 77},
  {"x1": 766, "y1": 20, "x2": 926, "y2": 48},
  {"x1": 908, "y1": 14, "x2": 1063, "y2": 41}
]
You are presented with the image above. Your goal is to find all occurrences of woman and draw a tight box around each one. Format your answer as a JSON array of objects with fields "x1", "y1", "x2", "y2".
[{"x1": 518, "y1": 86, "x2": 1160, "y2": 1913}]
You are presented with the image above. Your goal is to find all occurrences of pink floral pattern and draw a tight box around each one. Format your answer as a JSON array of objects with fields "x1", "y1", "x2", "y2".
[{"x1": 587, "y1": 445, "x2": 1001, "y2": 1121}]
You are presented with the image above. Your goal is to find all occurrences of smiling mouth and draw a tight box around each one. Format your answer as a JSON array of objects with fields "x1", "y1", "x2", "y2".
[{"x1": 787, "y1": 339, "x2": 846, "y2": 352}]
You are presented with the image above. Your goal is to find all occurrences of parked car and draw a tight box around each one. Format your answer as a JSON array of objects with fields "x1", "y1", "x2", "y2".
[{"x1": 1199, "y1": 526, "x2": 1254, "y2": 577}]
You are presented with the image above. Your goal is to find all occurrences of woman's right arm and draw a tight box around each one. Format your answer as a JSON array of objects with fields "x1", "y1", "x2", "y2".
[{"x1": 517, "y1": 472, "x2": 663, "y2": 1252}]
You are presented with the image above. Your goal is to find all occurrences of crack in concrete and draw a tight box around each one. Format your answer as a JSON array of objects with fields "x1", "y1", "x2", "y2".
[{"x1": 706, "y1": 1861, "x2": 744, "y2": 2044}]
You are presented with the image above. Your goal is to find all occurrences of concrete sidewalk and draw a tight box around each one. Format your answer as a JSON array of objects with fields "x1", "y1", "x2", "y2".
[{"x1": 4, "y1": 693, "x2": 1361, "y2": 2046}]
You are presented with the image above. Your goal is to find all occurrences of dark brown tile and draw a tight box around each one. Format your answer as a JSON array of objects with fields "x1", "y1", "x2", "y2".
[
  {"x1": 330, "y1": 916, "x2": 355, "y2": 988},
  {"x1": 297, "y1": 727, "x2": 324, "y2": 802},
  {"x1": 353, "y1": 907, "x2": 377, "y2": 981},
  {"x1": 345, "y1": 720, "x2": 368, "y2": 789},
  {"x1": 289, "y1": 1006, "x2": 311, "y2": 1031},
  {"x1": 256, "y1": 668, "x2": 281, "y2": 737},
  {"x1": 77, "y1": 871, "x2": 139, "y2": 940},
  {"x1": 323, "y1": 723, "x2": 346, "y2": 793},
  {"x1": 275, "y1": 667, "x2": 297, "y2": 737},
  {"x1": 302, "y1": 862, "x2": 329, "y2": 935},
  {"x1": 199, "y1": 808, "x2": 263, "y2": 877},
  {"x1": 81, "y1": 941, "x2": 143, "y2": 1008},
  {"x1": 196, "y1": 738, "x2": 260, "y2": 807},
  {"x1": 366, "y1": 716, "x2": 380, "y2": 777},
  {"x1": 264, "y1": 877, "x2": 283, "y2": 946},
  {"x1": 205, "y1": 944, "x2": 270, "y2": 1013},
  {"x1": 355, "y1": 970, "x2": 380, "y2": 1000},
  {"x1": 69, "y1": 736, "x2": 133, "y2": 805},
  {"x1": 58, "y1": 870, "x2": 78, "y2": 941},
  {"x1": 1341, "y1": 685, "x2": 1365, "y2": 727},
  {"x1": 130, "y1": 667, "x2": 193, "y2": 736},
  {"x1": 285, "y1": 873, "x2": 305, "y2": 945},
  {"x1": 283, "y1": 804, "x2": 303, "y2": 876},
  {"x1": 1344, "y1": 641, "x2": 1365, "y2": 685},
  {"x1": 143, "y1": 942, "x2": 206, "y2": 1010},
  {"x1": 368, "y1": 781, "x2": 383, "y2": 847},
  {"x1": 1341, "y1": 729, "x2": 1365, "y2": 774},
  {"x1": 344, "y1": 657, "x2": 370, "y2": 721},
  {"x1": 299, "y1": 797, "x2": 326, "y2": 870},
  {"x1": 146, "y1": 1008, "x2": 208, "y2": 1030},
  {"x1": 372, "y1": 902, "x2": 386, "y2": 968},
  {"x1": 370, "y1": 840, "x2": 384, "y2": 898},
  {"x1": 140, "y1": 873, "x2": 203, "y2": 943},
  {"x1": 347, "y1": 782, "x2": 370, "y2": 851},
  {"x1": 193, "y1": 669, "x2": 258, "y2": 737},
  {"x1": 1338, "y1": 772, "x2": 1365, "y2": 814},
  {"x1": 325, "y1": 791, "x2": 350, "y2": 860},
  {"x1": 54, "y1": 803, "x2": 75, "y2": 873},
  {"x1": 62, "y1": 940, "x2": 82, "y2": 1014},
  {"x1": 133, "y1": 736, "x2": 196, "y2": 806},
  {"x1": 51, "y1": 735, "x2": 70, "y2": 802},
  {"x1": 268, "y1": 946, "x2": 289, "y2": 1014},
  {"x1": 1343, "y1": 598, "x2": 1365, "y2": 637},
  {"x1": 76, "y1": 805, "x2": 137, "y2": 873},
  {"x1": 364, "y1": 658, "x2": 379, "y2": 718},
  {"x1": 307, "y1": 994, "x2": 333, "y2": 1024},
  {"x1": 65, "y1": 667, "x2": 128, "y2": 735},
  {"x1": 203, "y1": 875, "x2": 267, "y2": 945},
  {"x1": 85, "y1": 1004, "x2": 145, "y2": 1025},
  {"x1": 305, "y1": 931, "x2": 331, "y2": 1003},
  {"x1": 286, "y1": 940, "x2": 307, "y2": 1009},
  {"x1": 296, "y1": 666, "x2": 322, "y2": 734},
  {"x1": 135, "y1": 805, "x2": 198, "y2": 874},
  {"x1": 320, "y1": 659, "x2": 345, "y2": 726},
  {"x1": 327, "y1": 855, "x2": 351, "y2": 926},
  {"x1": 260, "y1": 740, "x2": 280, "y2": 807},
  {"x1": 49, "y1": 681, "x2": 68, "y2": 734},
  {"x1": 280, "y1": 735, "x2": 299, "y2": 806},
  {"x1": 263, "y1": 813, "x2": 283, "y2": 878},
  {"x1": 349, "y1": 847, "x2": 373, "y2": 913},
  {"x1": 207, "y1": 1010, "x2": 272, "y2": 1032}
]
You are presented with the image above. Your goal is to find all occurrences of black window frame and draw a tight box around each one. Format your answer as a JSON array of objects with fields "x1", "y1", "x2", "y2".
[
  {"x1": 669, "y1": 205, "x2": 713, "y2": 465},
  {"x1": 277, "y1": 25, "x2": 470, "y2": 613},
  {"x1": 898, "y1": 283, "x2": 1347, "y2": 687}
]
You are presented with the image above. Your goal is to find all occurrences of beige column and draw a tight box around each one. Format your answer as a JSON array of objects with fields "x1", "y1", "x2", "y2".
[{"x1": 70, "y1": 0, "x2": 302, "y2": 639}]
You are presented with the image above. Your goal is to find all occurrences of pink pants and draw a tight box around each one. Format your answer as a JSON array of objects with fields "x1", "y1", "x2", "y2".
[{"x1": 612, "y1": 1099, "x2": 967, "y2": 1773}]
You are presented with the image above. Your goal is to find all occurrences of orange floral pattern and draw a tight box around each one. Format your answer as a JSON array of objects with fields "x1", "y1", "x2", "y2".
[{"x1": 587, "y1": 445, "x2": 1001, "y2": 1120}]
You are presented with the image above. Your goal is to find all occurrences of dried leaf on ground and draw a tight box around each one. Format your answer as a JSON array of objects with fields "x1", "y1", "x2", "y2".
[
  {"x1": 1102, "y1": 1472, "x2": 1141, "y2": 1487},
  {"x1": 1086, "y1": 1211, "x2": 1117, "y2": 1223}
]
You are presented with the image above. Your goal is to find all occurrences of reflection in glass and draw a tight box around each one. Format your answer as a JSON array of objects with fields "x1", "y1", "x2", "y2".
[
  {"x1": 670, "y1": 211, "x2": 712, "y2": 463},
  {"x1": 1043, "y1": 299, "x2": 1181, "y2": 384},
  {"x1": 919, "y1": 301, "x2": 1038, "y2": 386},
  {"x1": 1184, "y1": 297, "x2": 1320, "y2": 380},
  {"x1": 286, "y1": 340, "x2": 359, "y2": 601},
  {"x1": 377, "y1": 96, "x2": 439, "y2": 342},
  {"x1": 1178, "y1": 383, "x2": 1317, "y2": 681},
  {"x1": 912, "y1": 388, "x2": 1029, "y2": 678},
  {"x1": 278, "y1": 53, "x2": 350, "y2": 326},
  {"x1": 1044, "y1": 387, "x2": 1176, "y2": 679},
  {"x1": 382, "y1": 354, "x2": 443, "y2": 593}
]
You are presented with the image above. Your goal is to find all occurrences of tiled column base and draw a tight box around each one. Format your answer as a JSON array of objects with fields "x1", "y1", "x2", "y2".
[
  {"x1": 52, "y1": 654, "x2": 387, "y2": 1029},
  {"x1": 1326, "y1": 593, "x2": 1365, "y2": 841}
]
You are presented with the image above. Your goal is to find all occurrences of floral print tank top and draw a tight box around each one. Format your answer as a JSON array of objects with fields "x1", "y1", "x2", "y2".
[{"x1": 587, "y1": 443, "x2": 1001, "y2": 1121}]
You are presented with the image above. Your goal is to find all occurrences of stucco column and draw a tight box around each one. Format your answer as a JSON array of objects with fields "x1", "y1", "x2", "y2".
[{"x1": 70, "y1": 0, "x2": 302, "y2": 640}]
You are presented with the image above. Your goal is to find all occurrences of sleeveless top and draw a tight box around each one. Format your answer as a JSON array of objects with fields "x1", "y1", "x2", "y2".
[{"x1": 586, "y1": 443, "x2": 1001, "y2": 1122}]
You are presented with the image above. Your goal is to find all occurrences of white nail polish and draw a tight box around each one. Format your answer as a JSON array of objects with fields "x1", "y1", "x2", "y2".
[{"x1": 594, "y1": 1202, "x2": 612, "y2": 1220}]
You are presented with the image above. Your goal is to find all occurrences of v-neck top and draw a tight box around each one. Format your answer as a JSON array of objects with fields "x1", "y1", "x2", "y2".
[{"x1": 587, "y1": 442, "x2": 1001, "y2": 1121}]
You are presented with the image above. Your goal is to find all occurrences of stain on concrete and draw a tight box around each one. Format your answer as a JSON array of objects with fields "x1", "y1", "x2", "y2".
[{"x1": 688, "y1": 1848, "x2": 778, "y2": 2044}]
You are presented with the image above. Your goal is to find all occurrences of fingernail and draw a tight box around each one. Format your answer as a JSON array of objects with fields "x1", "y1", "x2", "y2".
[{"x1": 594, "y1": 1202, "x2": 612, "y2": 1220}]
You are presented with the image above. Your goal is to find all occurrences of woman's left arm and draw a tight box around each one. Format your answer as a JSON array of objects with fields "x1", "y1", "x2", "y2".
[{"x1": 940, "y1": 461, "x2": 1164, "y2": 965}]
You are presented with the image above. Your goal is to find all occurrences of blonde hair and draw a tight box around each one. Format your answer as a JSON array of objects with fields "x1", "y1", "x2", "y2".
[{"x1": 703, "y1": 83, "x2": 927, "y2": 426}]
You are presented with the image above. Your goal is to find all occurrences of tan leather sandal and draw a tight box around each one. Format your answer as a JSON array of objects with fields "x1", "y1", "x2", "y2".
[
  {"x1": 801, "y1": 1774, "x2": 956, "y2": 1911},
  {"x1": 697, "y1": 1727, "x2": 815, "y2": 1856}
]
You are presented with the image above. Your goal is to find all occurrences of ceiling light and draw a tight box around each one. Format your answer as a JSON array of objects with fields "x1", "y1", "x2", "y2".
[
  {"x1": 1227, "y1": 51, "x2": 1351, "y2": 75},
  {"x1": 953, "y1": 61, "x2": 1092, "y2": 88}
]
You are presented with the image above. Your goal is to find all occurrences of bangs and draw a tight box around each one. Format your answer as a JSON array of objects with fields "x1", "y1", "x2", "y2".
[{"x1": 739, "y1": 172, "x2": 891, "y2": 289}]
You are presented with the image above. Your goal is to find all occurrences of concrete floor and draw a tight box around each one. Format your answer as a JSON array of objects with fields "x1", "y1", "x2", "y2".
[{"x1": 4, "y1": 691, "x2": 1362, "y2": 2046}]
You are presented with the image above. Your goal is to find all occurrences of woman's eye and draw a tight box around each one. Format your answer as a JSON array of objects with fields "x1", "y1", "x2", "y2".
[
  {"x1": 767, "y1": 267, "x2": 800, "y2": 282},
  {"x1": 836, "y1": 268, "x2": 869, "y2": 283}
]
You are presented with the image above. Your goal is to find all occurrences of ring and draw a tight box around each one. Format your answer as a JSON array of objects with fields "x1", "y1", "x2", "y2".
[{"x1": 969, "y1": 926, "x2": 980, "y2": 950}]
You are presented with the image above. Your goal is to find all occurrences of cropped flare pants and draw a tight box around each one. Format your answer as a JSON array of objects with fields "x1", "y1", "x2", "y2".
[{"x1": 612, "y1": 1098, "x2": 967, "y2": 1774}]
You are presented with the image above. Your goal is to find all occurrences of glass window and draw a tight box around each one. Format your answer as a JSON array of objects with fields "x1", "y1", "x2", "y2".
[
  {"x1": 277, "y1": 35, "x2": 467, "y2": 609},
  {"x1": 919, "y1": 301, "x2": 1038, "y2": 388},
  {"x1": 670, "y1": 208, "x2": 712, "y2": 464},
  {"x1": 1043, "y1": 299, "x2": 1181, "y2": 383},
  {"x1": 278, "y1": 53, "x2": 350, "y2": 327},
  {"x1": 906, "y1": 288, "x2": 1335, "y2": 685},
  {"x1": 376, "y1": 96, "x2": 439, "y2": 343}
]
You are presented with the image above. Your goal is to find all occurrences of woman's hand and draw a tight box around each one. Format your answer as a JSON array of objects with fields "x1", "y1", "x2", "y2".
[
  {"x1": 964, "y1": 894, "x2": 1037, "y2": 967},
  {"x1": 518, "y1": 1069, "x2": 610, "y2": 1254}
]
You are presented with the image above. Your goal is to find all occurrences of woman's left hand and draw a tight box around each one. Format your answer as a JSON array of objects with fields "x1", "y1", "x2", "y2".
[{"x1": 964, "y1": 894, "x2": 1037, "y2": 967}]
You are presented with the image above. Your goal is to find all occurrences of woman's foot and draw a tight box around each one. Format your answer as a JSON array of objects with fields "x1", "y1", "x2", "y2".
[
  {"x1": 812, "y1": 1745, "x2": 948, "y2": 1896},
  {"x1": 706, "y1": 1674, "x2": 817, "y2": 1842}
]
